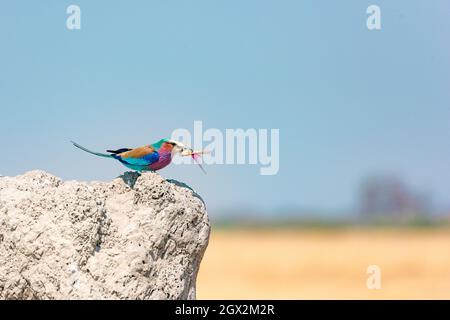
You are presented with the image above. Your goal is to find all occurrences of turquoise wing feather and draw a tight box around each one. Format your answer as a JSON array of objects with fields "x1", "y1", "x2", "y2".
[{"x1": 118, "y1": 152, "x2": 160, "y2": 166}]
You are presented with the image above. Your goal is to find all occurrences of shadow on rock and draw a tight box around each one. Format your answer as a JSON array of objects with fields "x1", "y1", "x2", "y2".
[
  {"x1": 166, "y1": 179, "x2": 205, "y2": 206},
  {"x1": 118, "y1": 172, "x2": 205, "y2": 206},
  {"x1": 118, "y1": 171, "x2": 142, "y2": 188}
]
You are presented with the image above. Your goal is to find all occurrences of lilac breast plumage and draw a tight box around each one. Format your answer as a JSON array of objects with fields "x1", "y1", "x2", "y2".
[{"x1": 149, "y1": 151, "x2": 172, "y2": 170}]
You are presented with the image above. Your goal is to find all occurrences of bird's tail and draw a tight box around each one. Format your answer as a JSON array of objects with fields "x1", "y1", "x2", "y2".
[{"x1": 71, "y1": 141, "x2": 113, "y2": 158}]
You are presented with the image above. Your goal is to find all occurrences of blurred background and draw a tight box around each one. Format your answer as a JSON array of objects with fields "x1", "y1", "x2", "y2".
[{"x1": 1, "y1": 1, "x2": 450, "y2": 299}]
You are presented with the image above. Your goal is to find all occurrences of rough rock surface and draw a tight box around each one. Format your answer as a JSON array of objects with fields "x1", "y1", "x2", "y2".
[{"x1": 0, "y1": 170, "x2": 210, "y2": 299}]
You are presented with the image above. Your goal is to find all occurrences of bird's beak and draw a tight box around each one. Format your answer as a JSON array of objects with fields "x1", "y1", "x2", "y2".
[{"x1": 181, "y1": 148, "x2": 193, "y2": 157}]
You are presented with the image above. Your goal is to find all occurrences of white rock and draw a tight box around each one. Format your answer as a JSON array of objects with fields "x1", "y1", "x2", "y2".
[{"x1": 0, "y1": 170, "x2": 210, "y2": 299}]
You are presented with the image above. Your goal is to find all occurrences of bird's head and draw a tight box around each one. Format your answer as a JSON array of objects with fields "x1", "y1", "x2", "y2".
[
  {"x1": 165, "y1": 139, "x2": 192, "y2": 156},
  {"x1": 163, "y1": 139, "x2": 208, "y2": 174}
]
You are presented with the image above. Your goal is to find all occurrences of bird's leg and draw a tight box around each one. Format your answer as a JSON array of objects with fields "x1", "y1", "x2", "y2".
[{"x1": 120, "y1": 171, "x2": 141, "y2": 189}]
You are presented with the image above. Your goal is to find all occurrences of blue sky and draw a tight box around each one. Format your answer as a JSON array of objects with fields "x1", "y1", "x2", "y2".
[{"x1": 1, "y1": 1, "x2": 449, "y2": 216}]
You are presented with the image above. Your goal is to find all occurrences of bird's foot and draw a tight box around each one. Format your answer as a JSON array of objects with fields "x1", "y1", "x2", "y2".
[{"x1": 119, "y1": 171, "x2": 141, "y2": 189}]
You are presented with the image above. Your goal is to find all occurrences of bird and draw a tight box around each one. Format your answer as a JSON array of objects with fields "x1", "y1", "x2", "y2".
[{"x1": 71, "y1": 139, "x2": 207, "y2": 173}]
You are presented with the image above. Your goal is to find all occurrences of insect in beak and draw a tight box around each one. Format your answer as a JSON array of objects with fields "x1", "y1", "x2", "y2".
[{"x1": 181, "y1": 148, "x2": 208, "y2": 174}]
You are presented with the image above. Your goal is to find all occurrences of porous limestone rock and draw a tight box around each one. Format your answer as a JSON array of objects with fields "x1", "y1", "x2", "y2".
[{"x1": 0, "y1": 170, "x2": 210, "y2": 300}]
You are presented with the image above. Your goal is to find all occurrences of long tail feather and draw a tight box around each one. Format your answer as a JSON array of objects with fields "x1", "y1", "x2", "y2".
[{"x1": 71, "y1": 141, "x2": 113, "y2": 158}]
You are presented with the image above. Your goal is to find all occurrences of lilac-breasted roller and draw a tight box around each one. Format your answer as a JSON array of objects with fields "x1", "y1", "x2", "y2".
[{"x1": 71, "y1": 139, "x2": 206, "y2": 173}]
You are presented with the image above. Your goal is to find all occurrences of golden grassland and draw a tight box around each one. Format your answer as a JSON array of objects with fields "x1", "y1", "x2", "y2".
[{"x1": 197, "y1": 227, "x2": 450, "y2": 299}]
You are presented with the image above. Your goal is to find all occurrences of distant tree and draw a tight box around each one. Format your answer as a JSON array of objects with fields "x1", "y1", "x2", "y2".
[{"x1": 359, "y1": 175, "x2": 431, "y2": 221}]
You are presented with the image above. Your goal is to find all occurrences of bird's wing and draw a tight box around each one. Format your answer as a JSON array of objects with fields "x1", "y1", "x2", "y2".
[
  {"x1": 117, "y1": 145, "x2": 160, "y2": 166},
  {"x1": 107, "y1": 148, "x2": 132, "y2": 154}
]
